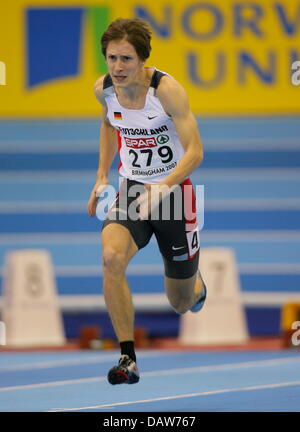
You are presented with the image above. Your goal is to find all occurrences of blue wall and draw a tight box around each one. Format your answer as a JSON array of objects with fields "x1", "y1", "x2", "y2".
[{"x1": 0, "y1": 117, "x2": 299, "y2": 337}]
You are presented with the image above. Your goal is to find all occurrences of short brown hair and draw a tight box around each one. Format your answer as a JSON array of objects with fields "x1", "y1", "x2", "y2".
[{"x1": 101, "y1": 18, "x2": 152, "y2": 61}]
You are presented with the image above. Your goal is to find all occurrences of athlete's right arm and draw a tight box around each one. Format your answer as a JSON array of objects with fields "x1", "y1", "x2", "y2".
[{"x1": 87, "y1": 76, "x2": 118, "y2": 217}]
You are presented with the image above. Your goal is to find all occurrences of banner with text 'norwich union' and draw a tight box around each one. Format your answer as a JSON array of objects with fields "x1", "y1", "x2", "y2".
[{"x1": 0, "y1": 0, "x2": 299, "y2": 116}]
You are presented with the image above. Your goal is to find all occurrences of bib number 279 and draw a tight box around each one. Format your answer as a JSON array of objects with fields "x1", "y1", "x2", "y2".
[{"x1": 129, "y1": 146, "x2": 173, "y2": 167}]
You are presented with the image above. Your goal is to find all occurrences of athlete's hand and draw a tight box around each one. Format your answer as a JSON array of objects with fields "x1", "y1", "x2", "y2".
[
  {"x1": 137, "y1": 184, "x2": 171, "y2": 220},
  {"x1": 136, "y1": 184, "x2": 151, "y2": 220},
  {"x1": 87, "y1": 179, "x2": 108, "y2": 217}
]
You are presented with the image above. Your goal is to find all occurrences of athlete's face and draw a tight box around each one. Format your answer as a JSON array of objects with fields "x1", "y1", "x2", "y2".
[{"x1": 106, "y1": 39, "x2": 144, "y2": 87}]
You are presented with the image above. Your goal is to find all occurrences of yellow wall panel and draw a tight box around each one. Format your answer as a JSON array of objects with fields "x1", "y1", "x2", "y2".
[{"x1": 0, "y1": 0, "x2": 299, "y2": 116}]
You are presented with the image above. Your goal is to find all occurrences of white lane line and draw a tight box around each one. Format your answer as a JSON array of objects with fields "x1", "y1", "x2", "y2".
[
  {"x1": 54, "y1": 264, "x2": 164, "y2": 277},
  {"x1": 47, "y1": 380, "x2": 300, "y2": 412},
  {"x1": 1, "y1": 262, "x2": 299, "y2": 278},
  {"x1": 204, "y1": 139, "x2": 300, "y2": 151},
  {"x1": 0, "y1": 232, "x2": 101, "y2": 244},
  {"x1": 0, "y1": 355, "x2": 117, "y2": 372},
  {"x1": 44, "y1": 263, "x2": 300, "y2": 276},
  {"x1": 201, "y1": 230, "x2": 300, "y2": 242},
  {"x1": 0, "y1": 377, "x2": 104, "y2": 392},
  {"x1": 0, "y1": 350, "x2": 163, "y2": 372},
  {"x1": 0, "y1": 141, "x2": 97, "y2": 153},
  {"x1": 0, "y1": 171, "x2": 96, "y2": 182},
  {"x1": 0, "y1": 356, "x2": 299, "y2": 392},
  {"x1": 1, "y1": 230, "x2": 300, "y2": 244},
  {"x1": 238, "y1": 263, "x2": 300, "y2": 273},
  {"x1": 205, "y1": 199, "x2": 300, "y2": 211},
  {"x1": 1, "y1": 292, "x2": 299, "y2": 312},
  {"x1": 1, "y1": 138, "x2": 300, "y2": 152},
  {"x1": 0, "y1": 202, "x2": 86, "y2": 213},
  {"x1": 0, "y1": 168, "x2": 300, "y2": 182},
  {"x1": 1, "y1": 198, "x2": 300, "y2": 213}
]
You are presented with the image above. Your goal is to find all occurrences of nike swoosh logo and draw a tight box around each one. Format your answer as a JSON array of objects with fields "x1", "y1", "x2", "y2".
[
  {"x1": 148, "y1": 116, "x2": 157, "y2": 120},
  {"x1": 172, "y1": 246, "x2": 185, "y2": 250}
]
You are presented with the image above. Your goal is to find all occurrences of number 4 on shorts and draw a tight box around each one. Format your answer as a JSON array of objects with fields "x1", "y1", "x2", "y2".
[{"x1": 187, "y1": 227, "x2": 200, "y2": 257}]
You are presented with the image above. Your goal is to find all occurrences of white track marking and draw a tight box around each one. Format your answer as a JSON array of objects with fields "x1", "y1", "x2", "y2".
[
  {"x1": 0, "y1": 376, "x2": 104, "y2": 392},
  {"x1": 0, "y1": 350, "x2": 163, "y2": 372},
  {"x1": 48, "y1": 380, "x2": 300, "y2": 412},
  {"x1": 0, "y1": 356, "x2": 299, "y2": 393},
  {"x1": 1, "y1": 229, "x2": 300, "y2": 244},
  {"x1": 1, "y1": 138, "x2": 300, "y2": 152},
  {"x1": 0, "y1": 355, "x2": 117, "y2": 372},
  {"x1": 0, "y1": 168, "x2": 300, "y2": 182},
  {"x1": 1, "y1": 198, "x2": 299, "y2": 213}
]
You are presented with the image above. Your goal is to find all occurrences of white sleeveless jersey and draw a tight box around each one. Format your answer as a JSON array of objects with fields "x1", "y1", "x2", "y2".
[{"x1": 103, "y1": 69, "x2": 185, "y2": 184}]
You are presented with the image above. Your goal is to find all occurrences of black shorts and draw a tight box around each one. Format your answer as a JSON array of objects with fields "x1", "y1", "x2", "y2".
[{"x1": 102, "y1": 178, "x2": 200, "y2": 279}]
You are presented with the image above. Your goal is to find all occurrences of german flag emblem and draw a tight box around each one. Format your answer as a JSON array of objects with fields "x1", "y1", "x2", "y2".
[{"x1": 114, "y1": 112, "x2": 122, "y2": 119}]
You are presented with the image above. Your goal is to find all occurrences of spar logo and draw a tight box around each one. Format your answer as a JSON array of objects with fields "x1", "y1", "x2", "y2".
[
  {"x1": 26, "y1": 7, "x2": 110, "y2": 87},
  {"x1": 125, "y1": 137, "x2": 157, "y2": 149},
  {"x1": 157, "y1": 134, "x2": 169, "y2": 144}
]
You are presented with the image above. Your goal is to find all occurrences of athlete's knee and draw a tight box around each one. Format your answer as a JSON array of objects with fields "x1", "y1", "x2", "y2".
[{"x1": 102, "y1": 247, "x2": 128, "y2": 273}]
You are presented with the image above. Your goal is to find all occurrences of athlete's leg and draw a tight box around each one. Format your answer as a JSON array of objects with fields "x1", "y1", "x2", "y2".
[
  {"x1": 102, "y1": 180, "x2": 154, "y2": 384},
  {"x1": 164, "y1": 270, "x2": 206, "y2": 314},
  {"x1": 102, "y1": 223, "x2": 138, "y2": 342},
  {"x1": 152, "y1": 179, "x2": 206, "y2": 314}
]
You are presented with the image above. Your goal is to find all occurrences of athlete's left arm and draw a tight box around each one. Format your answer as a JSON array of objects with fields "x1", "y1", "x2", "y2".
[
  {"x1": 157, "y1": 76, "x2": 204, "y2": 188},
  {"x1": 138, "y1": 77, "x2": 203, "y2": 220}
]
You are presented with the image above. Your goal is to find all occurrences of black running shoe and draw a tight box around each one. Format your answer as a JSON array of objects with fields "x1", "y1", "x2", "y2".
[{"x1": 107, "y1": 355, "x2": 140, "y2": 385}]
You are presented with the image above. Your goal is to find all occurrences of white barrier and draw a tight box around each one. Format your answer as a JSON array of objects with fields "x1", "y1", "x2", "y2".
[
  {"x1": 179, "y1": 247, "x2": 249, "y2": 345},
  {"x1": 2, "y1": 249, "x2": 66, "y2": 347}
]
